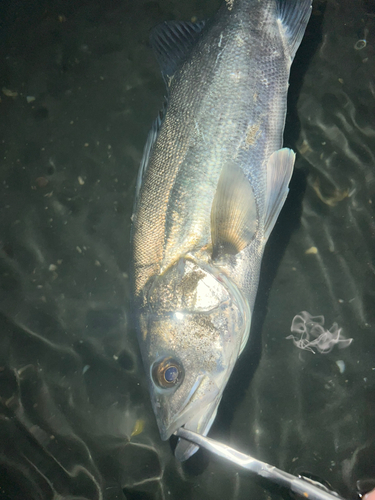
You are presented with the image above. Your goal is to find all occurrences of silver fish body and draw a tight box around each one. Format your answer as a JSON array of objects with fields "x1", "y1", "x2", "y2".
[{"x1": 131, "y1": 0, "x2": 311, "y2": 461}]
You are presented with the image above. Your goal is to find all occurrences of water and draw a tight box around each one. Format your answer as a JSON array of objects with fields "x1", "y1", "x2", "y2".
[{"x1": 0, "y1": 0, "x2": 374, "y2": 499}]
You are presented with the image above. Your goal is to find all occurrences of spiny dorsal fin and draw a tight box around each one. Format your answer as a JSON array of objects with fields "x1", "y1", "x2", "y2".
[
  {"x1": 277, "y1": 0, "x2": 312, "y2": 60},
  {"x1": 131, "y1": 96, "x2": 168, "y2": 229},
  {"x1": 211, "y1": 163, "x2": 258, "y2": 259},
  {"x1": 150, "y1": 20, "x2": 206, "y2": 84},
  {"x1": 264, "y1": 148, "x2": 295, "y2": 240},
  {"x1": 135, "y1": 115, "x2": 161, "y2": 200}
]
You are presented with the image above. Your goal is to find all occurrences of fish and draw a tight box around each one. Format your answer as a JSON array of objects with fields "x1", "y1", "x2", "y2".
[{"x1": 131, "y1": 0, "x2": 312, "y2": 461}]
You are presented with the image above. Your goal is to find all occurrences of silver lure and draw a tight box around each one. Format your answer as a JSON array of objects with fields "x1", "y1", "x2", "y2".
[{"x1": 131, "y1": 0, "x2": 312, "y2": 460}]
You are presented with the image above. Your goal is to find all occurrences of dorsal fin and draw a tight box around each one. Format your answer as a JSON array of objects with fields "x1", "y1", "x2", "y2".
[
  {"x1": 132, "y1": 99, "x2": 166, "y2": 222},
  {"x1": 150, "y1": 20, "x2": 206, "y2": 84},
  {"x1": 135, "y1": 114, "x2": 161, "y2": 200},
  {"x1": 277, "y1": 0, "x2": 312, "y2": 60},
  {"x1": 211, "y1": 163, "x2": 258, "y2": 259}
]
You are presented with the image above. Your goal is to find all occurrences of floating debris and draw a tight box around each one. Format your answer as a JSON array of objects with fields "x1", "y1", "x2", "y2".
[
  {"x1": 354, "y1": 39, "x2": 366, "y2": 50},
  {"x1": 305, "y1": 246, "x2": 318, "y2": 255},
  {"x1": 2, "y1": 87, "x2": 18, "y2": 98},
  {"x1": 336, "y1": 360, "x2": 345, "y2": 373},
  {"x1": 131, "y1": 419, "x2": 145, "y2": 437},
  {"x1": 312, "y1": 177, "x2": 349, "y2": 206},
  {"x1": 36, "y1": 177, "x2": 49, "y2": 188}
]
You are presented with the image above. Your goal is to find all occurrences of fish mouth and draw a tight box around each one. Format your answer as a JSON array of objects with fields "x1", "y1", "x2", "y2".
[
  {"x1": 155, "y1": 376, "x2": 221, "y2": 461},
  {"x1": 174, "y1": 396, "x2": 221, "y2": 461}
]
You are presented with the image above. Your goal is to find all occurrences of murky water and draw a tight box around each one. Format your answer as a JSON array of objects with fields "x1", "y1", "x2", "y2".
[{"x1": 0, "y1": 0, "x2": 374, "y2": 499}]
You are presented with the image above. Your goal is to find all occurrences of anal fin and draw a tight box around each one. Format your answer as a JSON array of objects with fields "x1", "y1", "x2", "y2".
[{"x1": 264, "y1": 148, "x2": 295, "y2": 240}]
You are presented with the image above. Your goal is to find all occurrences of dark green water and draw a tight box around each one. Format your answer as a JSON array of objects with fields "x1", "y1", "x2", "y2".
[{"x1": 0, "y1": 0, "x2": 374, "y2": 499}]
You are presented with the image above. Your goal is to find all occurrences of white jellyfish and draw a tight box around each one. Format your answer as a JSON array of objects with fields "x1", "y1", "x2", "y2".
[{"x1": 286, "y1": 311, "x2": 353, "y2": 354}]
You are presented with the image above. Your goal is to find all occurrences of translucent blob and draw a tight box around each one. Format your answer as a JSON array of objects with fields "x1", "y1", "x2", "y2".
[
  {"x1": 286, "y1": 311, "x2": 353, "y2": 354},
  {"x1": 354, "y1": 39, "x2": 366, "y2": 50},
  {"x1": 336, "y1": 360, "x2": 345, "y2": 373}
]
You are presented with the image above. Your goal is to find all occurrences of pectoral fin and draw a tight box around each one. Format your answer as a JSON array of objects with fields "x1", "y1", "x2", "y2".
[
  {"x1": 264, "y1": 148, "x2": 295, "y2": 240},
  {"x1": 211, "y1": 163, "x2": 258, "y2": 259}
]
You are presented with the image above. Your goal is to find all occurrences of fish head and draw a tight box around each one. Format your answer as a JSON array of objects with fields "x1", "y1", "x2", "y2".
[{"x1": 138, "y1": 257, "x2": 249, "y2": 460}]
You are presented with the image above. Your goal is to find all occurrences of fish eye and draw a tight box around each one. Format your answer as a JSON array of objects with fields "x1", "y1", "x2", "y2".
[{"x1": 152, "y1": 357, "x2": 184, "y2": 389}]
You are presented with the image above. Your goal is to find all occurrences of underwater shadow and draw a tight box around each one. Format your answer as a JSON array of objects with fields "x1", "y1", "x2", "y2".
[{"x1": 285, "y1": 0, "x2": 327, "y2": 149}]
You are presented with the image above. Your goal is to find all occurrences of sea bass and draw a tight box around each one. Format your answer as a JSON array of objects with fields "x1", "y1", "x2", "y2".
[{"x1": 131, "y1": 0, "x2": 311, "y2": 461}]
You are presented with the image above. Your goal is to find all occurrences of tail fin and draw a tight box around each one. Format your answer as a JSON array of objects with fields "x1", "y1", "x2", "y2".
[{"x1": 277, "y1": 0, "x2": 312, "y2": 60}]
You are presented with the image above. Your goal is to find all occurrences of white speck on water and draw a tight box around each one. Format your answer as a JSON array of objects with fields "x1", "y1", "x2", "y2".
[
  {"x1": 336, "y1": 360, "x2": 345, "y2": 373},
  {"x1": 305, "y1": 246, "x2": 318, "y2": 255}
]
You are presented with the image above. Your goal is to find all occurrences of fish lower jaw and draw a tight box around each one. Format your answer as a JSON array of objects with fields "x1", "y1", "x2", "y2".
[
  {"x1": 156, "y1": 407, "x2": 207, "y2": 441},
  {"x1": 157, "y1": 397, "x2": 222, "y2": 461},
  {"x1": 158, "y1": 414, "x2": 194, "y2": 441}
]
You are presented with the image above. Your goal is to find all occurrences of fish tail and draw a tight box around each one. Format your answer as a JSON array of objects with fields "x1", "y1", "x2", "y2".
[{"x1": 277, "y1": 0, "x2": 312, "y2": 60}]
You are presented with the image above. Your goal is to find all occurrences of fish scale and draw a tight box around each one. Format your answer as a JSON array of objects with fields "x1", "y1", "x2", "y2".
[{"x1": 131, "y1": 0, "x2": 312, "y2": 461}]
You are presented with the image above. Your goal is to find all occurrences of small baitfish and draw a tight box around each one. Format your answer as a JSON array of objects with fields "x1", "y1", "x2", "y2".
[{"x1": 131, "y1": 0, "x2": 311, "y2": 461}]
